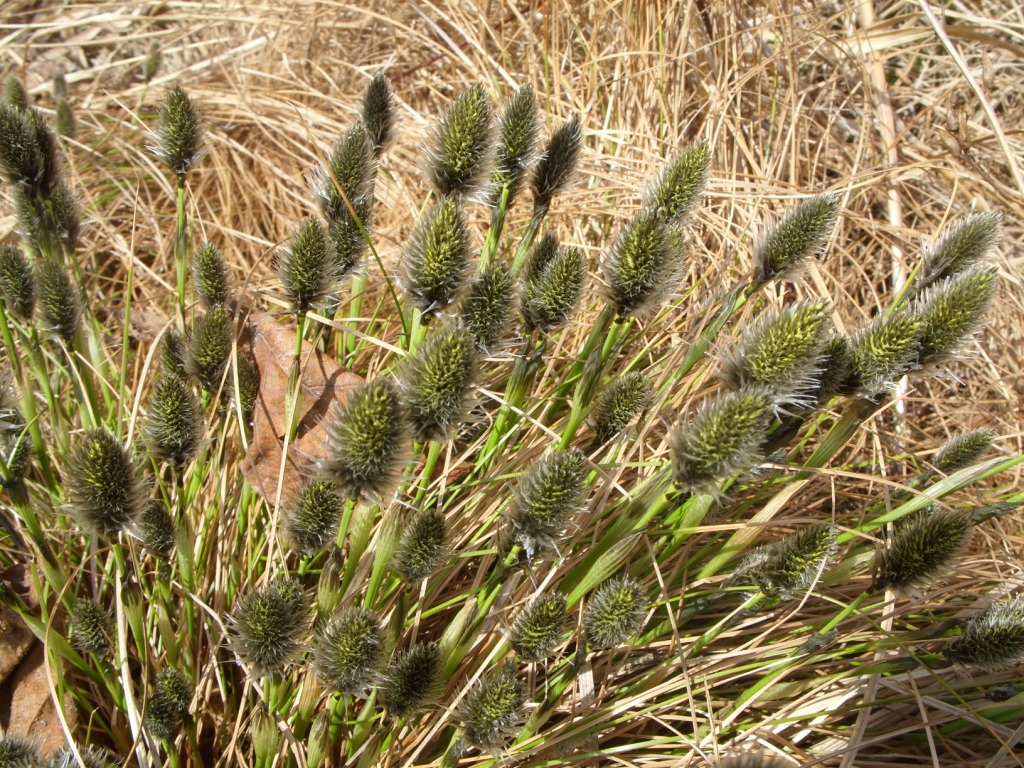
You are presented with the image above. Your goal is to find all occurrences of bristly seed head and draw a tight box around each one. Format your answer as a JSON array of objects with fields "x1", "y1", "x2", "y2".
[
  {"x1": 0, "y1": 243, "x2": 35, "y2": 322},
  {"x1": 0, "y1": 735, "x2": 42, "y2": 765},
  {"x1": 402, "y1": 195, "x2": 471, "y2": 316},
  {"x1": 50, "y1": 180, "x2": 81, "y2": 253},
  {"x1": 0, "y1": 384, "x2": 31, "y2": 488},
  {"x1": 229, "y1": 576, "x2": 309, "y2": 677},
  {"x1": 315, "y1": 122, "x2": 375, "y2": 223},
  {"x1": 944, "y1": 595, "x2": 1024, "y2": 670},
  {"x1": 65, "y1": 429, "x2": 142, "y2": 536},
  {"x1": 848, "y1": 311, "x2": 920, "y2": 397},
  {"x1": 650, "y1": 139, "x2": 711, "y2": 221},
  {"x1": 458, "y1": 261, "x2": 514, "y2": 350},
  {"x1": 813, "y1": 334, "x2": 855, "y2": 404},
  {"x1": 145, "y1": 372, "x2": 203, "y2": 467},
  {"x1": 192, "y1": 241, "x2": 230, "y2": 309},
  {"x1": 328, "y1": 193, "x2": 372, "y2": 280},
  {"x1": 491, "y1": 84, "x2": 539, "y2": 207},
  {"x1": 934, "y1": 428, "x2": 996, "y2": 474},
  {"x1": 874, "y1": 507, "x2": 972, "y2": 591},
  {"x1": 138, "y1": 498, "x2": 176, "y2": 560},
  {"x1": 911, "y1": 266, "x2": 997, "y2": 368},
  {"x1": 279, "y1": 217, "x2": 335, "y2": 317},
  {"x1": 71, "y1": 597, "x2": 114, "y2": 655},
  {"x1": 382, "y1": 641, "x2": 442, "y2": 718},
  {"x1": 313, "y1": 607, "x2": 384, "y2": 695},
  {"x1": 4, "y1": 75, "x2": 28, "y2": 110},
  {"x1": 532, "y1": 114, "x2": 583, "y2": 215},
  {"x1": 752, "y1": 193, "x2": 840, "y2": 287},
  {"x1": 286, "y1": 479, "x2": 343, "y2": 555},
  {"x1": 361, "y1": 73, "x2": 395, "y2": 158},
  {"x1": 401, "y1": 321, "x2": 479, "y2": 443},
  {"x1": 0, "y1": 104, "x2": 60, "y2": 198},
  {"x1": 504, "y1": 449, "x2": 587, "y2": 560},
  {"x1": 428, "y1": 84, "x2": 493, "y2": 196},
  {"x1": 153, "y1": 84, "x2": 203, "y2": 178},
  {"x1": 393, "y1": 508, "x2": 448, "y2": 582},
  {"x1": 55, "y1": 98, "x2": 75, "y2": 138},
  {"x1": 738, "y1": 523, "x2": 838, "y2": 599},
  {"x1": 155, "y1": 668, "x2": 193, "y2": 715},
  {"x1": 143, "y1": 41, "x2": 162, "y2": 83},
  {"x1": 603, "y1": 211, "x2": 683, "y2": 318},
  {"x1": 590, "y1": 370, "x2": 651, "y2": 446},
  {"x1": 511, "y1": 592, "x2": 568, "y2": 662},
  {"x1": 584, "y1": 575, "x2": 646, "y2": 649},
  {"x1": 917, "y1": 211, "x2": 1001, "y2": 292},
  {"x1": 460, "y1": 664, "x2": 524, "y2": 753},
  {"x1": 186, "y1": 305, "x2": 234, "y2": 392},
  {"x1": 36, "y1": 257, "x2": 81, "y2": 342},
  {"x1": 522, "y1": 241, "x2": 586, "y2": 333}
]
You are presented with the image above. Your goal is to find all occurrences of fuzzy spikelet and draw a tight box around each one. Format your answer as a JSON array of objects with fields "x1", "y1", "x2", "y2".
[
  {"x1": 532, "y1": 114, "x2": 582, "y2": 214},
  {"x1": 584, "y1": 576, "x2": 646, "y2": 648},
  {"x1": 848, "y1": 311, "x2": 921, "y2": 397},
  {"x1": 505, "y1": 449, "x2": 587, "y2": 559},
  {"x1": 145, "y1": 373, "x2": 202, "y2": 467},
  {"x1": 50, "y1": 181, "x2": 80, "y2": 252},
  {"x1": 192, "y1": 241, "x2": 230, "y2": 309},
  {"x1": 911, "y1": 266, "x2": 996, "y2": 367},
  {"x1": 328, "y1": 195, "x2": 372, "y2": 279},
  {"x1": 138, "y1": 499, "x2": 176, "y2": 559},
  {"x1": 394, "y1": 508, "x2": 448, "y2": 582},
  {"x1": 752, "y1": 193, "x2": 840, "y2": 286},
  {"x1": 55, "y1": 98, "x2": 75, "y2": 138},
  {"x1": 286, "y1": 479, "x2": 343, "y2": 555},
  {"x1": 459, "y1": 261, "x2": 514, "y2": 350},
  {"x1": 813, "y1": 334, "x2": 854, "y2": 403},
  {"x1": 53, "y1": 68, "x2": 67, "y2": 100},
  {"x1": 671, "y1": 387, "x2": 773, "y2": 492},
  {"x1": 229, "y1": 577, "x2": 309, "y2": 677},
  {"x1": 402, "y1": 322, "x2": 479, "y2": 442},
  {"x1": 522, "y1": 243, "x2": 585, "y2": 333},
  {"x1": 403, "y1": 196, "x2": 471, "y2": 315},
  {"x1": 145, "y1": 691, "x2": 180, "y2": 742},
  {"x1": 232, "y1": 354, "x2": 259, "y2": 422},
  {"x1": 383, "y1": 641, "x2": 442, "y2": 717},
  {"x1": 460, "y1": 664, "x2": 524, "y2": 752},
  {"x1": 161, "y1": 329, "x2": 188, "y2": 379},
  {"x1": 875, "y1": 508, "x2": 972, "y2": 591},
  {"x1": 0, "y1": 243, "x2": 35, "y2": 322},
  {"x1": 590, "y1": 371, "x2": 651, "y2": 446},
  {"x1": 428, "y1": 84, "x2": 493, "y2": 196},
  {"x1": 65, "y1": 429, "x2": 141, "y2": 536},
  {"x1": 719, "y1": 299, "x2": 831, "y2": 406},
  {"x1": 36, "y1": 258, "x2": 80, "y2": 342},
  {"x1": 739, "y1": 523, "x2": 838, "y2": 598},
  {"x1": 154, "y1": 85, "x2": 202, "y2": 178},
  {"x1": 314, "y1": 607, "x2": 384, "y2": 694},
  {"x1": 491, "y1": 84, "x2": 539, "y2": 206},
  {"x1": 71, "y1": 597, "x2": 113, "y2": 655},
  {"x1": 651, "y1": 139, "x2": 711, "y2": 221},
  {"x1": 604, "y1": 211, "x2": 681, "y2": 318},
  {"x1": 50, "y1": 745, "x2": 118, "y2": 768},
  {"x1": 315, "y1": 123, "x2": 374, "y2": 223},
  {"x1": 945, "y1": 595, "x2": 1024, "y2": 670},
  {"x1": 0, "y1": 735, "x2": 41, "y2": 766},
  {"x1": 156, "y1": 668, "x2": 192, "y2": 713},
  {"x1": 143, "y1": 42, "x2": 162, "y2": 83},
  {"x1": 361, "y1": 73, "x2": 394, "y2": 158},
  {"x1": 4, "y1": 76, "x2": 27, "y2": 110},
  {"x1": 279, "y1": 217, "x2": 334, "y2": 316},
  {"x1": 0, "y1": 105, "x2": 58, "y2": 197},
  {"x1": 918, "y1": 211, "x2": 1001, "y2": 291},
  {"x1": 511, "y1": 592, "x2": 568, "y2": 661},
  {"x1": 322, "y1": 378, "x2": 406, "y2": 500},
  {"x1": 186, "y1": 305, "x2": 233, "y2": 391},
  {"x1": 934, "y1": 428, "x2": 996, "y2": 474}
]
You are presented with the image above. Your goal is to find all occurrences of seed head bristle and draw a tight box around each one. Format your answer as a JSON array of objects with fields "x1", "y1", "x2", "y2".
[
  {"x1": 0, "y1": 735, "x2": 42, "y2": 766},
  {"x1": 229, "y1": 576, "x2": 309, "y2": 677},
  {"x1": 53, "y1": 67, "x2": 67, "y2": 100},
  {"x1": 65, "y1": 429, "x2": 141, "y2": 536},
  {"x1": 428, "y1": 84, "x2": 493, "y2": 196},
  {"x1": 231, "y1": 354, "x2": 260, "y2": 423},
  {"x1": 192, "y1": 241, "x2": 230, "y2": 309},
  {"x1": 590, "y1": 371, "x2": 652, "y2": 446},
  {"x1": 603, "y1": 211, "x2": 683, "y2": 318},
  {"x1": 55, "y1": 98, "x2": 75, "y2": 138},
  {"x1": 944, "y1": 595, "x2": 1024, "y2": 670},
  {"x1": 313, "y1": 607, "x2": 384, "y2": 694},
  {"x1": 460, "y1": 664, "x2": 524, "y2": 752},
  {"x1": 522, "y1": 243, "x2": 585, "y2": 333},
  {"x1": 327, "y1": 195, "x2": 372, "y2": 279},
  {"x1": 752, "y1": 193, "x2": 840, "y2": 286},
  {"x1": 143, "y1": 42, "x2": 162, "y2": 83},
  {"x1": 505, "y1": 449, "x2": 587, "y2": 560},
  {"x1": 402, "y1": 195, "x2": 471, "y2": 315},
  {"x1": 934, "y1": 428, "x2": 996, "y2": 474},
  {"x1": 145, "y1": 371, "x2": 202, "y2": 467},
  {"x1": 739, "y1": 523, "x2": 838, "y2": 599},
  {"x1": 511, "y1": 592, "x2": 568, "y2": 662},
  {"x1": 279, "y1": 217, "x2": 334, "y2": 316},
  {"x1": 458, "y1": 261, "x2": 514, "y2": 350},
  {"x1": 911, "y1": 266, "x2": 997, "y2": 368},
  {"x1": 813, "y1": 334, "x2": 855, "y2": 404},
  {"x1": 286, "y1": 479, "x2": 343, "y2": 555},
  {"x1": 0, "y1": 104, "x2": 59, "y2": 197},
  {"x1": 393, "y1": 508, "x2": 448, "y2": 582},
  {"x1": 874, "y1": 507, "x2": 972, "y2": 591},
  {"x1": 4, "y1": 76, "x2": 27, "y2": 110},
  {"x1": 138, "y1": 498, "x2": 176, "y2": 560},
  {"x1": 50, "y1": 180, "x2": 80, "y2": 253},
  {"x1": 71, "y1": 597, "x2": 114, "y2": 655},
  {"x1": 585, "y1": 575, "x2": 646, "y2": 649},
  {"x1": 491, "y1": 84, "x2": 539, "y2": 206},
  {"x1": 847, "y1": 311, "x2": 921, "y2": 397},
  {"x1": 383, "y1": 641, "x2": 442, "y2": 718},
  {"x1": 361, "y1": 73, "x2": 395, "y2": 158},
  {"x1": 153, "y1": 85, "x2": 202, "y2": 178},
  {"x1": 650, "y1": 139, "x2": 711, "y2": 221},
  {"x1": 315, "y1": 122, "x2": 375, "y2": 223},
  {"x1": 186, "y1": 305, "x2": 234, "y2": 392},
  {"x1": 401, "y1": 322, "x2": 479, "y2": 442},
  {"x1": 532, "y1": 114, "x2": 582, "y2": 214},
  {"x1": 918, "y1": 211, "x2": 1001, "y2": 291}
]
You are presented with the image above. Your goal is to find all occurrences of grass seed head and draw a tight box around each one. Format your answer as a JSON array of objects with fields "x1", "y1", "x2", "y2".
[
  {"x1": 0, "y1": 735, "x2": 41, "y2": 766},
  {"x1": 912, "y1": 266, "x2": 997, "y2": 367},
  {"x1": 460, "y1": 664, "x2": 524, "y2": 752},
  {"x1": 934, "y1": 428, "x2": 996, "y2": 474},
  {"x1": 459, "y1": 261, "x2": 514, "y2": 350},
  {"x1": 590, "y1": 370, "x2": 651, "y2": 446},
  {"x1": 919, "y1": 211, "x2": 1001, "y2": 290},
  {"x1": 279, "y1": 217, "x2": 334, "y2": 316},
  {"x1": 848, "y1": 311, "x2": 921, "y2": 397},
  {"x1": 71, "y1": 597, "x2": 114, "y2": 656},
  {"x1": 160, "y1": 329, "x2": 188, "y2": 379},
  {"x1": 752, "y1": 193, "x2": 840, "y2": 286},
  {"x1": 0, "y1": 243, "x2": 35, "y2": 322},
  {"x1": 231, "y1": 354, "x2": 259, "y2": 423},
  {"x1": 585, "y1": 575, "x2": 646, "y2": 649},
  {"x1": 143, "y1": 41, "x2": 161, "y2": 83},
  {"x1": 51, "y1": 745, "x2": 118, "y2": 768},
  {"x1": 327, "y1": 195, "x2": 372, "y2": 279},
  {"x1": 650, "y1": 139, "x2": 711, "y2": 221},
  {"x1": 0, "y1": 105, "x2": 59, "y2": 198},
  {"x1": 286, "y1": 479, "x2": 343, "y2": 555},
  {"x1": 315, "y1": 122, "x2": 374, "y2": 222},
  {"x1": 383, "y1": 641, "x2": 442, "y2": 718},
  {"x1": 740, "y1": 523, "x2": 838, "y2": 599},
  {"x1": 314, "y1": 607, "x2": 384, "y2": 694},
  {"x1": 50, "y1": 181, "x2": 80, "y2": 252},
  {"x1": 511, "y1": 592, "x2": 568, "y2": 661},
  {"x1": 604, "y1": 211, "x2": 681, "y2": 318},
  {"x1": 428, "y1": 84, "x2": 493, "y2": 196},
  {"x1": 532, "y1": 114, "x2": 582, "y2": 214},
  {"x1": 875, "y1": 508, "x2": 972, "y2": 591},
  {"x1": 402, "y1": 195, "x2": 471, "y2": 315},
  {"x1": 145, "y1": 691, "x2": 180, "y2": 742},
  {"x1": 813, "y1": 334, "x2": 855, "y2": 403},
  {"x1": 394, "y1": 508, "x2": 448, "y2": 582},
  {"x1": 945, "y1": 595, "x2": 1024, "y2": 670},
  {"x1": 361, "y1": 73, "x2": 394, "y2": 158},
  {"x1": 401, "y1": 321, "x2": 479, "y2": 442},
  {"x1": 36, "y1": 257, "x2": 80, "y2": 342},
  {"x1": 66, "y1": 429, "x2": 141, "y2": 536},
  {"x1": 522, "y1": 243, "x2": 585, "y2": 333},
  {"x1": 192, "y1": 241, "x2": 230, "y2": 309},
  {"x1": 4, "y1": 76, "x2": 27, "y2": 110},
  {"x1": 55, "y1": 98, "x2": 75, "y2": 138},
  {"x1": 138, "y1": 498, "x2": 176, "y2": 559},
  {"x1": 186, "y1": 305, "x2": 233, "y2": 391},
  {"x1": 0, "y1": 410, "x2": 31, "y2": 489},
  {"x1": 154, "y1": 85, "x2": 203, "y2": 178},
  {"x1": 145, "y1": 373, "x2": 202, "y2": 467},
  {"x1": 491, "y1": 84, "x2": 539, "y2": 206},
  {"x1": 53, "y1": 67, "x2": 67, "y2": 100},
  {"x1": 229, "y1": 576, "x2": 309, "y2": 677},
  {"x1": 505, "y1": 449, "x2": 587, "y2": 560},
  {"x1": 155, "y1": 668, "x2": 192, "y2": 714}
]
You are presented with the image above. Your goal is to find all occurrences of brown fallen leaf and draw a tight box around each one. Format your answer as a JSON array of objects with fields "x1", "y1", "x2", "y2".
[{"x1": 239, "y1": 311, "x2": 363, "y2": 508}]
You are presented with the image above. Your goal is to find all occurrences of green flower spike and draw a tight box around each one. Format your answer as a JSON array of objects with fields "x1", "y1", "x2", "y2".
[
  {"x1": 402, "y1": 195, "x2": 471, "y2": 315},
  {"x1": 383, "y1": 641, "x2": 442, "y2": 718},
  {"x1": 53, "y1": 67, "x2": 67, "y2": 100},
  {"x1": 491, "y1": 84, "x2": 539, "y2": 206},
  {"x1": 153, "y1": 84, "x2": 203, "y2": 178},
  {"x1": 813, "y1": 334, "x2": 855, "y2": 403},
  {"x1": 4, "y1": 75, "x2": 27, "y2": 110},
  {"x1": 314, "y1": 607, "x2": 384, "y2": 694},
  {"x1": 0, "y1": 736, "x2": 42, "y2": 765},
  {"x1": 650, "y1": 139, "x2": 711, "y2": 221},
  {"x1": 505, "y1": 449, "x2": 587, "y2": 560},
  {"x1": 874, "y1": 507, "x2": 972, "y2": 591},
  {"x1": 511, "y1": 592, "x2": 568, "y2": 661},
  {"x1": 739, "y1": 523, "x2": 838, "y2": 599},
  {"x1": 522, "y1": 242, "x2": 585, "y2": 333},
  {"x1": 229, "y1": 576, "x2": 309, "y2": 677},
  {"x1": 55, "y1": 98, "x2": 75, "y2": 138},
  {"x1": 532, "y1": 114, "x2": 583, "y2": 215},
  {"x1": 65, "y1": 429, "x2": 141, "y2": 536},
  {"x1": 186, "y1": 305, "x2": 234, "y2": 391},
  {"x1": 719, "y1": 299, "x2": 831, "y2": 408},
  {"x1": 145, "y1": 372, "x2": 202, "y2": 467},
  {"x1": 752, "y1": 193, "x2": 840, "y2": 287},
  {"x1": 918, "y1": 211, "x2": 1001, "y2": 291},
  {"x1": 36, "y1": 257, "x2": 80, "y2": 342},
  {"x1": 847, "y1": 311, "x2": 921, "y2": 397},
  {"x1": 945, "y1": 595, "x2": 1024, "y2": 670},
  {"x1": 155, "y1": 668, "x2": 192, "y2": 714},
  {"x1": 590, "y1": 370, "x2": 652, "y2": 446},
  {"x1": 670, "y1": 386, "x2": 773, "y2": 493},
  {"x1": 315, "y1": 122, "x2": 374, "y2": 223},
  {"x1": 143, "y1": 42, "x2": 162, "y2": 83},
  {"x1": 361, "y1": 72, "x2": 395, "y2": 158},
  {"x1": 460, "y1": 664, "x2": 525, "y2": 752},
  {"x1": 231, "y1": 354, "x2": 260, "y2": 423},
  {"x1": 192, "y1": 241, "x2": 230, "y2": 309},
  {"x1": 322, "y1": 378, "x2": 407, "y2": 501},
  {"x1": 0, "y1": 105, "x2": 59, "y2": 198},
  {"x1": 459, "y1": 261, "x2": 514, "y2": 350},
  {"x1": 279, "y1": 217, "x2": 334, "y2": 316},
  {"x1": 604, "y1": 211, "x2": 682, "y2": 318},
  {"x1": 584, "y1": 575, "x2": 646, "y2": 649},
  {"x1": 327, "y1": 195, "x2": 373, "y2": 279},
  {"x1": 50, "y1": 181, "x2": 80, "y2": 252},
  {"x1": 145, "y1": 691, "x2": 180, "y2": 742},
  {"x1": 161, "y1": 328, "x2": 188, "y2": 379},
  {"x1": 394, "y1": 508, "x2": 448, "y2": 582},
  {"x1": 911, "y1": 266, "x2": 997, "y2": 368},
  {"x1": 401, "y1": 321, "x2": 479, "y2": 442},
  {"x1": 934, "y1": 428, "x2": 996, "y2": 474},
  {"x1": 0, "y1": 243, "x2": 35, "y2": 322},
  {"x1": 428, "y1": 84, "x2": 493, "y2": 196},
  {"x1": 138, "y1": 498, "x2": 176, "y2": 559},
  {"x1": 71, "y1": 597, "x2": 114, "y2": 655},
  {"x1": 286, "y1": 479, "x2": 343, "y2": 555}
]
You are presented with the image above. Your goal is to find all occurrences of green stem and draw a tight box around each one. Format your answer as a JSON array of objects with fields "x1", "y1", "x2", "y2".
[
  {"x1": 175, "y1": 177, "x2": 188, "y2": 323},
  {"x1": 480, "y1": 185, "x2": 512, "y2": 269}
]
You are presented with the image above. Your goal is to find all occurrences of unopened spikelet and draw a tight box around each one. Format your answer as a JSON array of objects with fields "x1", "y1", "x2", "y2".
[
  {"x1": 402, "y1": 322, "x2": 479, "y2": 442},
  {"x1": 145, "y1": 372, "x2": 202, "y2": 467},
  {"x1": 314, "y1": 607, "x2": 384, "y2": 694},
  {"x1": 55, "y1": 98, "x2": 75, "y2": 138},
  {"x1": 286, "y1": 479, "x2": 343, "y2": 554},
  {"x1": 361, "y1": 73, "x2": 394, "y2": 158},
  {"x1": 4, "y1": 76, "x2": 27, "y2": 110},
  {"x1": 143, "y1": 41, "x2": 161, "y2": 83},
  {"x1": 229, "y1": 576, "x2": 309, "y2": 677},
  {"x1": 918, "y1": 210, "x2": 1001, "y2": 291},
  {"x1": 934, "y1": 428, "x2": 996, "y2": 474},
  {"x1": 328, "y1": 195, "x2": 372, "y2": 278},
  {"x1": 192, "y1": 241, "x2": 230, "y2": 309},
  {"x1": 813, "y1": 334, "x2": 854, "y2": 403},
  {"x1": 383, "y1": 641, "x2": 442, "y2": 717},
  {"x1": 532, "y1": 114, "x2": 583, "y2": 214},
  {"x1": 511, "y1": 592, "x2": 568, "y2": 661},
  {"x1": 944, "y1": 595, "x2": 1024, "y2": 670},
  {"x1": 739, "y1": 523, "x2": 838, "y2": 599},
  {"x1": 0, "y1": 735, "x2": 41, "y2": 766},
  {"x1": 604, "y1": 211, "x2": 680, "y2": 318},
  {"x1": 650, "y1": 139, "x2": 711, "y2": 221},
  {"x1": 153, "y1": 84, "x2": 202, "y2": 178},
  {"x1": 186, "y1": 305, "x2": 233, "y2": 391},
  {"x1": 522, "y1": 243, "x2": 585, "y2": 333},
  {"x1": 315, "y1": 122, "x2": 374, "y2": 223},
  {"x1": 36, "y1": 257, "x2": 80, "y2": 342},
  {"x1": 671, "y1": 386, "x2": 773, "y2": 492},
  {"x1": 279, "y1": 217, "x2": 334, "y2": 316},
  {"x1": 403, "y1": 195, "x2": 471, "y2": 315},
  {"x1": 428, "y1": 84, "x2": 493, "y2": 196},
  {"x1": 752, "y1": 193, "x2": 840, "y2": 286},
  {"x1": 250, "y1": 706, "x2": 279, "y2": 764},
  {"x1": 71, "y1": 597, "x2": 113, "y2": 655},
  {"x1": 50, "y1": 181, "x2": 80, "y2": 252},
  {"x1": 0, "y1": 243, "x2": 35, "y2": 322},
  {"x1": 322, "y1": 378, "x2": 406, "y2": 500},
  {"x1": 394, "y1": 508, "x2": 448, "y2": 582},
  {"x1": 719, "y1": 299, "x2": 831, "y2": 406},
  {"x1": 847, "y1": 311, "x2": 921, "y2": 397},
  {"x1": 505, "y1": 449, "x2": 586, "y2": 559},
  {"x1": 53, "y1": 67, "x2": 67, "y2": 100},
  {"x1": 491, "y1": 84, "x2": 539, "y2": 206},
  {"x1": 138, "y1": 498, "x2": 176, "y2": 559},
  {"x1": 911, "y1": 266, "x2": 997, "y2": 367},
  {"x1": 590, "y1": 371, "x2": 651, "y2": 446},
  {"x1": 306, "y1": 710, "x2": 331, "y2": 768},
  {"x1": 459, "y1": 261, "x2": 514, "y2": 349},
  {"x1": 585, "y1": 575, "x2": 646, "y2": 649},
  {"x1": 460, "y1": 664, "x2": 524, "y2": 752},
  {"x1": 874, "y1": 507, "x2": 972, "y2": 591},
  {"x1": 65, "y1": 429, "x2": 141, "y2": 536}
]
